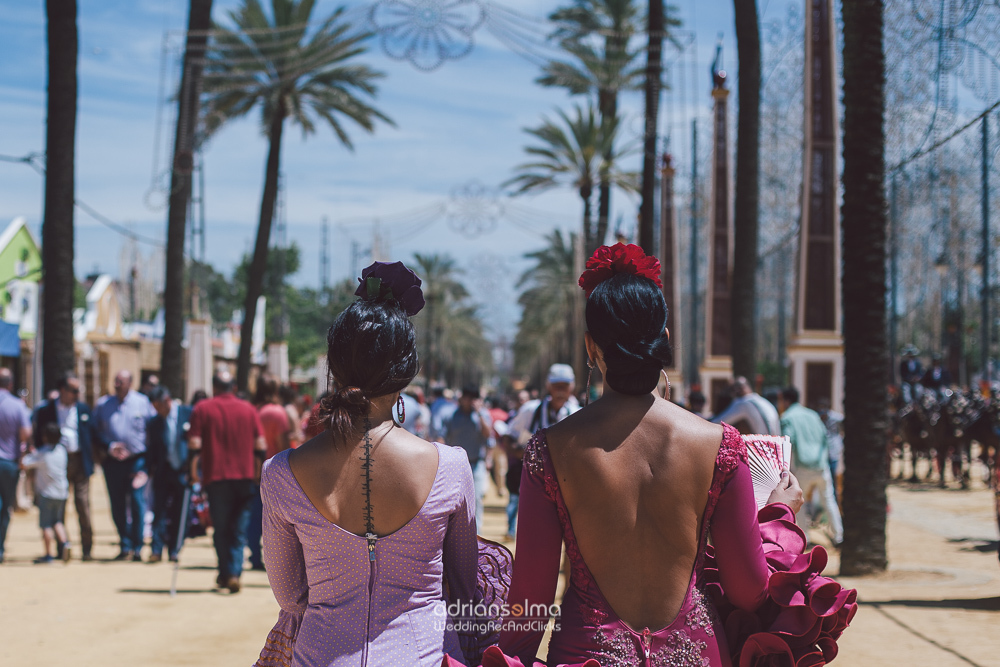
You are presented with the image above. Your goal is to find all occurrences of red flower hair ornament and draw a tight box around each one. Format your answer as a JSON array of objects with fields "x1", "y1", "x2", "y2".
[{"x1": 578, "y1": 243, "x2": 663, "y2": 297}]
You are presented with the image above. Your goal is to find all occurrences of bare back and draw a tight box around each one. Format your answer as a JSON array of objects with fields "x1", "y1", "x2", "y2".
[
  {"x1": 287, "y1": 425, "x2": 439, "y2": 537},
  {"x1": 545, "y1": 394, "x2": 724, "y2": 632}
]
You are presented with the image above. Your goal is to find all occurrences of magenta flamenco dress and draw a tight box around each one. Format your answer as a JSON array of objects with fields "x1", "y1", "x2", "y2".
[{"x1": 475, "y1": 424, "x2": 856, "y2": 667}]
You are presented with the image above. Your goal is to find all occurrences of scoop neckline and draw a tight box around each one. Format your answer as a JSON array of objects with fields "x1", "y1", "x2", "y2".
[{"x1": 278, "y1": 441, "x2": 443, "y2": 541}]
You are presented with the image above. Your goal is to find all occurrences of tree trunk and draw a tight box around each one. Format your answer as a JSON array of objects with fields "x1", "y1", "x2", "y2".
[
  {"x1": 638, "y1": 0, "x2": 663, "y2": 253},
  {"x1": 161, "y1": 0, "x2": 214, "y2": 401},
  {"x1": 840, "y1": 0, "x2": 889, "y2": 575},
  {"x1": 236, "y1": 102, "x2": 286, "y2": 393},
  {"x1": 595, "y1": 86, "x2": 618, "y2": 255},
  {"x1": 580, "y1": 185, "x2": 594, "y2": 250},
  {"x1": 41, "y1": 0, "x2": 78, "y2": 394},
  {"x1": 731, "y1": 0, "x2": 761, "y2": 380}
]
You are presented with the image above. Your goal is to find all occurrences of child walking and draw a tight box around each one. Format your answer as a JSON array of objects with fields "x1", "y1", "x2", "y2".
[{"x1": 21, "y1": 423, "x2": 70, "y2": 564}]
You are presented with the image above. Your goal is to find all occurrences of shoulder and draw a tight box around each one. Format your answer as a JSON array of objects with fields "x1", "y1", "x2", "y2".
[
  {"x1": 129, "y1": 391, "x2": 151, "y2": 406},
  {"x1": 716, "y1": 423, "x2": 748, "y2": 469},
  {"x1": 437, "y1": 440, "x2": 471, "y2": 470},
  {"x1": 522, "y1": 429, "x2": 550, "y2": 477},
  {"x1": 262, "y1": 448, "x2": 291, "y2": 484}
]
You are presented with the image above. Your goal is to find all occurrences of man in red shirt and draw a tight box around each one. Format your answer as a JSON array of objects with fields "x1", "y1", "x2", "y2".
[{"x1": 188, "y1": 372, "x2": 266, "y2": 593}]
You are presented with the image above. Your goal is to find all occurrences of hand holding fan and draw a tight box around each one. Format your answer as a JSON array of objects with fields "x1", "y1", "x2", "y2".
[{"x1": 741, "y1": 434, "x2": 792, "y2": 509}]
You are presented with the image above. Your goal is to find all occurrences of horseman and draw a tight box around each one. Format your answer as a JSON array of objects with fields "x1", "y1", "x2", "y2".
[
  {"x1": 921, "y1": 354, "x2": 952, "y2": 401},
  {"x1": 899, "y1": 345, "x2": 924, "y2": 404}
]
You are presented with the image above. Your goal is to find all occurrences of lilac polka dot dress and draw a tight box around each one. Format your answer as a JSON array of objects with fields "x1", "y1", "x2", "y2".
[{"x1": 255, "y1": 442, "x2": 478, "y2": 667}]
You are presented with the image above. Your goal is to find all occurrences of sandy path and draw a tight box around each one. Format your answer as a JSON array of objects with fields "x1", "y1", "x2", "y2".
[{"x1": 1, "y1": 467, "x2": 997, "y2": 665}]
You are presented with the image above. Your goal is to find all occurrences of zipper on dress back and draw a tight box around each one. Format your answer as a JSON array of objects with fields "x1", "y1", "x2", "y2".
[
  {"x1": 361, "y1": 419, "x2": 378, "y2": 667},
  {"x1": 641, "y1": 627, "x2": 651, "y2": 664},
  {"x1": 362, "y1": 542, "x2": 378, "y2": 667}
]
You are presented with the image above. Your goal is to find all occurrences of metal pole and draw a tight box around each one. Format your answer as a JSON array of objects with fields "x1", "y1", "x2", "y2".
[
  {"x1": 890, "y1": 173, "x2": 899, "y2": 384},
  {"x1": 982, "y1": 114, "x2": 991, "y2": 385},
  {"x1": 688, "y1": 119, "x2": 699, "y2": 385}
]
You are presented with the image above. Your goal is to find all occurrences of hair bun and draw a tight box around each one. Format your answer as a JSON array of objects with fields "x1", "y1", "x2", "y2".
[
  {"x1": 336, "y1": 386, "x2": 368, "y2": 406},
  {"x1": 585, "y1": 272, "x2": 674, "y2": 396}
]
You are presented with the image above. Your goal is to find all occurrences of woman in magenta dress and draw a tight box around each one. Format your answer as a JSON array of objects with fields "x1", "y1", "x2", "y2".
[
  {"x1": 487, "y1": 244, "x2": 856, "y2": 667},
  {"x1": 255, "y1": 261, "x2": 481, "y2": 667}
]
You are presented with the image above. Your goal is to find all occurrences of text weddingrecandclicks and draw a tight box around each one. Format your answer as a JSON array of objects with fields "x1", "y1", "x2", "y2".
[{"x1": 432, "y1": 600, "x2": 562, "y2": 634}]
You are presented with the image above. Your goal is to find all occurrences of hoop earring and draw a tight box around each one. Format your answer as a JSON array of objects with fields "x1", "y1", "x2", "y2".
[
  {"x1": 585, "y1": 359, "x2": 594, "y2": 407},
  {"x1": 396, "y1": 395, "x2": 405, "y2": 425},
  {"x1": 661, "y1": 369, "x2": 671, "y2": 401}
]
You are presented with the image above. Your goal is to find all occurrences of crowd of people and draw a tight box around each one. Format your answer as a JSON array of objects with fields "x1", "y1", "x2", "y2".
[{"x1": 0, "y1": 367, "x2": 313, "y2": 587}]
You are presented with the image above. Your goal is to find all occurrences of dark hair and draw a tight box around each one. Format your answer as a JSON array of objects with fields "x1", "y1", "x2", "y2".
[
  {"x1": 254, "y1": 373, "x2": 280, "y2": 406},
  {"x1": 318, "y1": 299, "x2": 419, "y2": 442},
  {"x1": 279, "y1": 384, "x2": 297, "y2": 406},
  {"x1": 213, "y1": 374, "x2": 234, "y2": 393},
  {"x1": 43, "y1": 422, "x2": 62, "y2": 444},
  {"x1": 190, "y1": 389, "x2": 208, "y2": 406},
  {"x1": 148, "y1": 386, "x2": 171, "y2": 403},
  {"x1": 461, "y1": 385, "x2": 480, "y2": 399},
  {"x1": 57, "y1": 372, "x2": 78, "y2": 390},
  {"x1": 781, "y1": 386, "x2": 800, "y2": 405},
  {"x1": 585, "y1": 273, "x2": 673, "y2": 395}
]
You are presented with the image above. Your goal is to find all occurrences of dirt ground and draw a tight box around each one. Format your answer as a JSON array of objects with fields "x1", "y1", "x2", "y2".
[{"x1": 1, "y1": 464, "x2": 998, "y2": 666}]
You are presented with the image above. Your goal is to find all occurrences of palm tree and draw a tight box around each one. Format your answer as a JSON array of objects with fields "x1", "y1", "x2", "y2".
[
  {"x1": 637, "y1": 0, "x2": 664, "y2": 252},
  {"x1": 513, "y1": 230, "x2": 580, "y2": 384},
  {"x1": 731, "y1": 0, "x2": 762, "y2": 380},
  {"x1": 161, "y1": 0, "x2": 214, "y2": 398},
  {"x1": 411, "y1": 253, "x2": 471, "y2": 385},
  {"x1": 42, "y1": 0, "x2": 78, "y2": 393},
  {"x1": 542, "y1": 0, "x2": 645, "y2": 251},
  {"x1": 202, "y1": 0, "x2": 393, "y2": 391},
  {"x1": 506, "y1": 103, "x2": 637, "y2": 252},
  {"x1": 840, "y1": 0, "x2": 889, "y2": 575}
]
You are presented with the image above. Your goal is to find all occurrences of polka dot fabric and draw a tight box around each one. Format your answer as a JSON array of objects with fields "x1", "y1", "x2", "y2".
[{"x1": 255, "y1": 442, "x2": 478, "y2": 667}]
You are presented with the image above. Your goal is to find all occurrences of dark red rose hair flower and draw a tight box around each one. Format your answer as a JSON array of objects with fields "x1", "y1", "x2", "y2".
[
  {"x1": 578, "y1": 243, "x2": 662, "y2": 297},
  {"x1": 354, "y1": 261, "x2": 425, "y2": 316}
]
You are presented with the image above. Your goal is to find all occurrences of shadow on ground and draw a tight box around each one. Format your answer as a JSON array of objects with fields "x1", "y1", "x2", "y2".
[
  {"x1": 947, "y1": 537, "x2": 998, "y2": 554},
  {"x1": 862, "y1": 597, "x2": 1000, "y2": 611}
]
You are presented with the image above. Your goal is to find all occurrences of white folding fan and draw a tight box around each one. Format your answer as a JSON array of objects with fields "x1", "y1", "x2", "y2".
[{"x1": 741, "y1": 434, "x2": 792, "y2": 509}]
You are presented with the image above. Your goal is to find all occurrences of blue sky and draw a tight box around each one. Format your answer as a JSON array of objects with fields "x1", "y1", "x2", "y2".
[{"x1": 0, "y1": 0, "x2": 790, "y2": 334}]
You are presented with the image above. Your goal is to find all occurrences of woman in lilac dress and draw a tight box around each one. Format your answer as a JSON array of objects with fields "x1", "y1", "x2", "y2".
[
  {"x1": 255, "y1": 261, "x2": 480, "y2": 667},
  {"x1": 485, "y1": 244, "x2": 856, "y2": 667}
]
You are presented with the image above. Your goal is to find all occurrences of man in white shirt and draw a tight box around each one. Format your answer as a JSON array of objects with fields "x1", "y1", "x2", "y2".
[
  {"x1": 507, "y1": 364, "x2": 582, "y2": 445},
  {"x1": 711, "y1": 376, "x2": 781, "y2": 435}
]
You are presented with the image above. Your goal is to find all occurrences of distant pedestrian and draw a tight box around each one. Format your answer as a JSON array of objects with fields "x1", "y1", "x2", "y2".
[
  {"x1": 279, "y1": 385, "x2": 305, "y2": 449},
  {"x1": 711, "y1": 376, "x2": 781, "y2": 435},
  {"x1": 188, "y1": 372, "x2": 266, "y2": 593},
  {"x1": 816, "y1": 398, "x2": 844, "y2": 505},
  {"x1": 0, "y1": 367, "x2": 31, "y2": 564},
  {"x1": 140, "y1": 374, "x2": 160, "y2": 398},
  {"x1": 33, "y1": 372, "x2": 95, "y2": 561},
  {"x1": 778, "y1": 386, "x2": 843, "y2": 546},
  {"x1": 428, "y1": 386, "x2": 455, "y2": 442},
  {"x1": 146, "y1": 386, "x2": 191, "y2": 563},
  {"x1": 190, "y1": 389, "x2": 209, "y2": 407},
  {"x1": 443, "y1": 386, "x2": 492, "y2": 531},
  {"x1": 247, "y1": 373, "x2": 291, "y2": 570},
  {"x1": 21, "y1": 422, "x2": 71, "y2": 564},
  {"x1": 686, "y1": 389, "x2": 707, "y2": 415},
  {"x1": 95, "y1": 370, "x2": 155, "y2": 561},
  {"x1": 505, "y1": 364, "x2": 581, "y2": 538}
]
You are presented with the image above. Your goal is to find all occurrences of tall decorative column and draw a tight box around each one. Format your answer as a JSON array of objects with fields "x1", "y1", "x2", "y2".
[
  {"x1": 660, "y1": 153, "x2": 684, "y2": 401},
  {"x1": 787, "y1": 0, "x2": 844, "y2": 412},
  {"x1": 699, "y1": 53, "x2": 734, "y2": 412}
]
